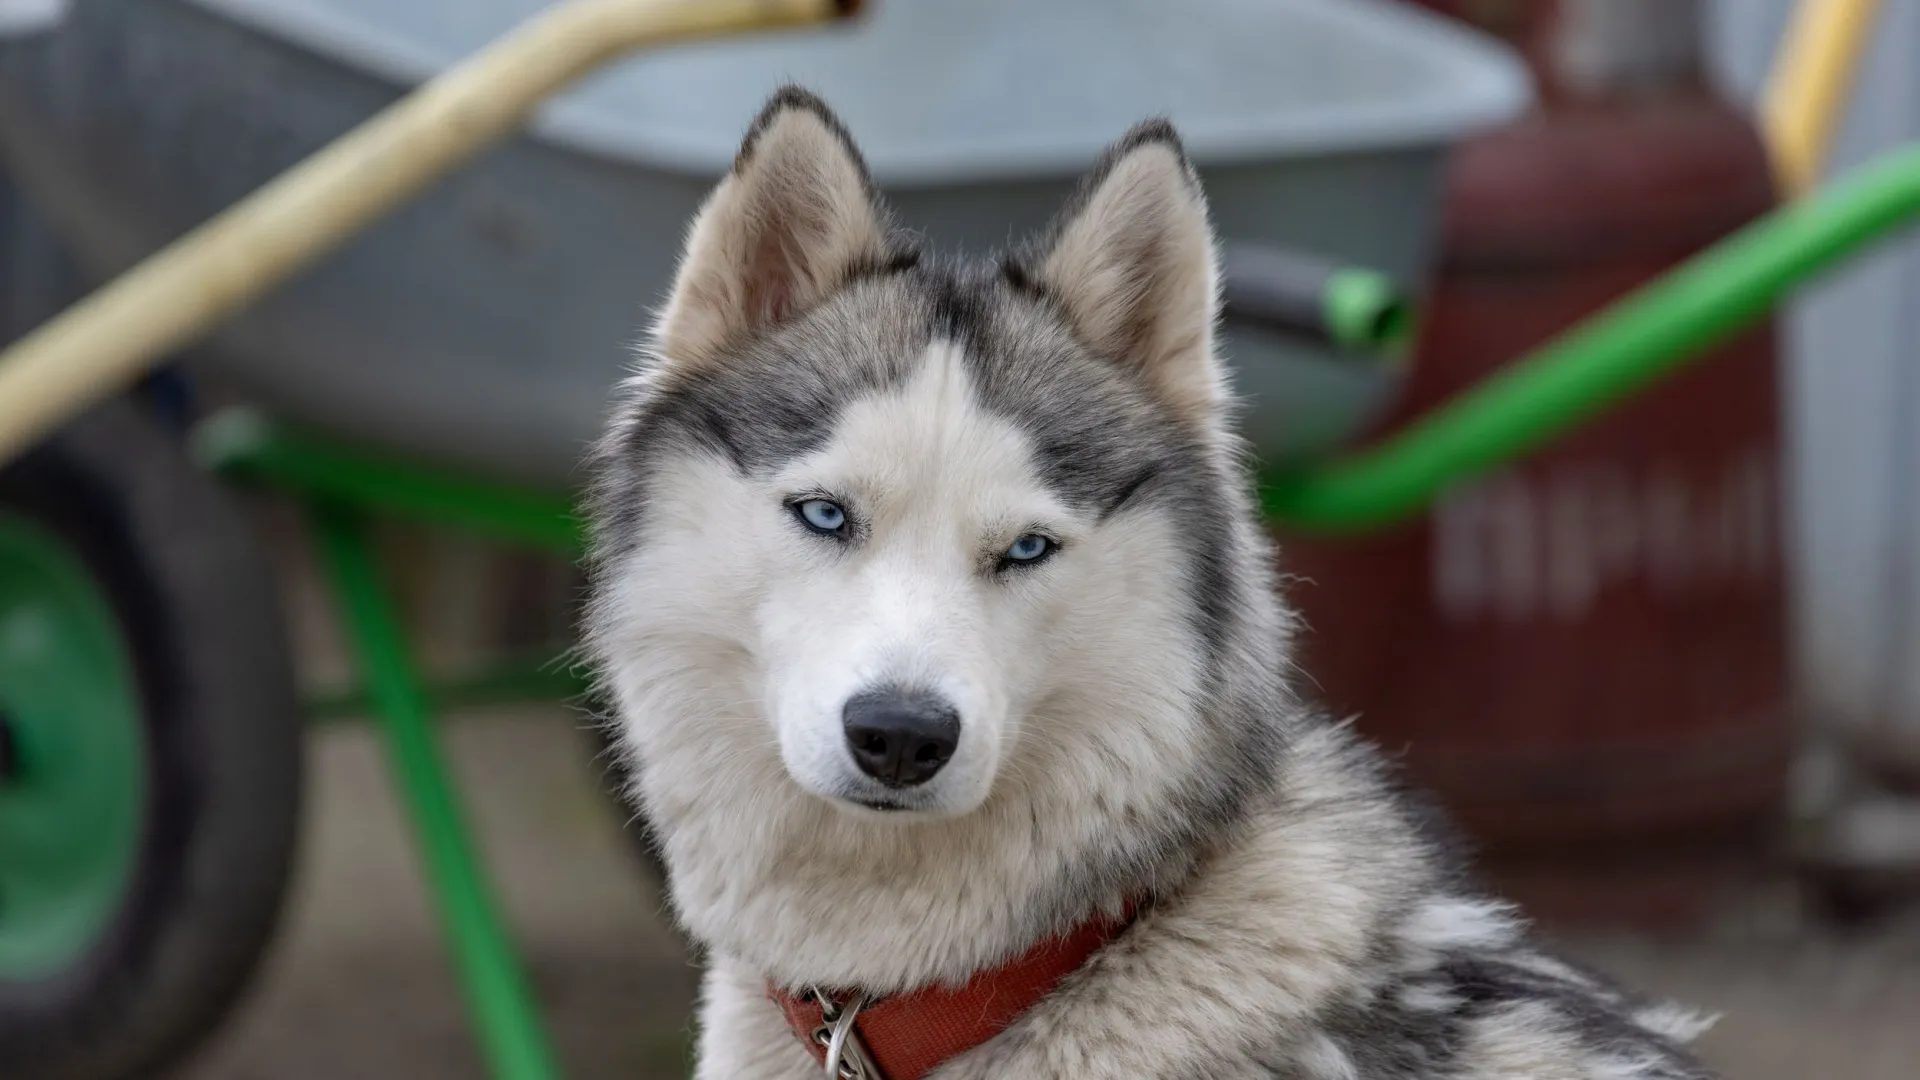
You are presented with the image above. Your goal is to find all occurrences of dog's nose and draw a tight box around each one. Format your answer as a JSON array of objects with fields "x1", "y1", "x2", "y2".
[{"x1": 842, "y1": 688, "x2": 960, "y2": 788}]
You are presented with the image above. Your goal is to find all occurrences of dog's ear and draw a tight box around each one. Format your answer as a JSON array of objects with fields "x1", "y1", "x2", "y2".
[
  {"x1": 652, "y1": 87, "x2": 897, "y2": 368},
  {"x1": 1014, "y1": 120, "x2": 1224, "y2": 426}
]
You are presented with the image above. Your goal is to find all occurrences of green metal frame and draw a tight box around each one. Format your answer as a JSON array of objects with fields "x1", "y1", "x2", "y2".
[
  {"x1": 176, "y1": 142, "x2": 1920, "y2": 1080},
  {"x1": 307, "y1": 504, "x2": 564, "y2": 1080},
  {"x1": 196, "y1": 410, "x2": 582, "y2": 554},
  {"x1": 195, "y1": 414, "x2": 579, "y2": 1080},
  {"x1": 1261, "y1": 143, "x2": 1920, "y2": 533}
]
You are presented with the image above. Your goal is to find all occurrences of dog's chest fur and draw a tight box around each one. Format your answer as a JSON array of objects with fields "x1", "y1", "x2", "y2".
[{"x1": 681, "y1": 723, "x2": 1714, "y2": 1080}]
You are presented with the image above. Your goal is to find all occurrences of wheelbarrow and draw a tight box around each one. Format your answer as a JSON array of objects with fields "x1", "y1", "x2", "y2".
[
  {"x1": 0, "y1": 1, "x2": 1915, "y2": 1079},
  {"x1": 0, "y1": 1, "x2": 1528, "y2": 1076}
]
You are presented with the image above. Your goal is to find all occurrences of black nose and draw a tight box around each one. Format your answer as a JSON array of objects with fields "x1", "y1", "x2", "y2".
[{"x1": 842, "y1": 688, "x2": 960, "y2": 788}]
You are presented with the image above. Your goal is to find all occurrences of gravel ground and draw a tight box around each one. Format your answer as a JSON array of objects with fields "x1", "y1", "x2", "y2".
[{"x1": 182, "y1": 710, "x2": 703, "y2": 1080}]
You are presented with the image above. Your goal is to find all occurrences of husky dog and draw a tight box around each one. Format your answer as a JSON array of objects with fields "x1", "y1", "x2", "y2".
[{"x1": 584, "y1": 86, "x2": 1718, "y2": 1080}]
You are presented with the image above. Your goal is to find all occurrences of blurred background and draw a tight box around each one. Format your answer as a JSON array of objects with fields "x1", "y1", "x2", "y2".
[{"x1": 2, "y1": 0, "x2": 1919, "y2": 1078}]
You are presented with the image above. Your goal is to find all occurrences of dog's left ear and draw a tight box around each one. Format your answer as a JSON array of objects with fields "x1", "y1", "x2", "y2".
[{"x1": 1015, "y1": 120, "x2": 1223, "y2": 425}]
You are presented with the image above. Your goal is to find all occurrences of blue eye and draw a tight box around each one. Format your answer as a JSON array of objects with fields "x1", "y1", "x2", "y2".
[
  {"x1": 795, "y1": 498, "x2": 848, "y2": 535},
  {"x1": 1003, "y1": 533, "x2": 1054, "y2": 566}
]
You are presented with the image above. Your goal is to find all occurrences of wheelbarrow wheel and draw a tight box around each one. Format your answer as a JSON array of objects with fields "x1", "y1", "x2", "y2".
[{"x1": 0, "y1": 398, "x2": 304, "y2": 1079}]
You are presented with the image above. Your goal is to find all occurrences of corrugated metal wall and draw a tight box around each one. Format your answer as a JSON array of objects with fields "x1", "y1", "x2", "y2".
[{"x1": 1709, "y1": 0, "x2": 1920, "y2": 745}]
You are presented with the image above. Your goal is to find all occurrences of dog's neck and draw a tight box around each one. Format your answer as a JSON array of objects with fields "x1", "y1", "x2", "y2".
[
  {"x1": 637, "y1": 680, "x2": 1283, "y2": 996},
  {"x1": 646, "y1": 742, "x2": 1206, "y2": 995}
]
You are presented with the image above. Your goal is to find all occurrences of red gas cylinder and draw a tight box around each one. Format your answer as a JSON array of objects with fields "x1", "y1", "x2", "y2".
[{"x1": 1277, "y1": 0, "x2": 1792, "y2": 927}]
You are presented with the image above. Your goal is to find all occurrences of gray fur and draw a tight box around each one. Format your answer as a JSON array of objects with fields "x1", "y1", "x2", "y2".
[{"x1": 584, "y1": 86, "x2": 1718, "y2": 1080}]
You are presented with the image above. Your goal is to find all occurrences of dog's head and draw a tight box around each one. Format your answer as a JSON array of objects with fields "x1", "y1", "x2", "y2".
[{"x1": 588, "y1": 88, "x2": 1281, "y2": 828}]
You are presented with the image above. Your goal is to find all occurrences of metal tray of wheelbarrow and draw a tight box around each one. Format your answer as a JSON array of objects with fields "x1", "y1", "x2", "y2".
[{"x1": 0, "y1": 0, "x2": 1528, "y2": 488}]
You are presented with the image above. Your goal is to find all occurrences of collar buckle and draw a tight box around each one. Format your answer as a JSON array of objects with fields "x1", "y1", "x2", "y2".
[{"x1": 809, "y1": 988, "x2": 884, "y2": 1080}]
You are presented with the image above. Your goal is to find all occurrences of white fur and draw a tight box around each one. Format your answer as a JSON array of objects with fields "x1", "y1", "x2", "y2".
[
  {"x1": 595, "y1": 331, "x2": 1216, "y2": 991},
  {"x1": 588, "y1": 92, "x2": 1718, "y2": 1080},
  {"x1": 1401, "y1": 896, "x2": 1525, "y2": 955},
  {"x1": 1636, "y1": 1003, "x2": 1722, "y2": 1044},
  {"x1": 754, "y1": 342, "x2": 1078, "y2": 817}
]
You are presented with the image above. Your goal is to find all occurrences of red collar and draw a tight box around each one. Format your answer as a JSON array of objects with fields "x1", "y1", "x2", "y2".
[{"x1": 768, "y1": 905, "x2": 1135, "y2": 1079}]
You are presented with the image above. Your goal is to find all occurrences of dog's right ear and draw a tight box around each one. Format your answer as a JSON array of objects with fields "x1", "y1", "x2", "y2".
[{"x1": 651, "y1": 87, "x2": 896, "y2": 369}]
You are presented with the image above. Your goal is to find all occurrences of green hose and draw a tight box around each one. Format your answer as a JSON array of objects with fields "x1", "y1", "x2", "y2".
[
  {"x1": 1261, "y1": 143, "x2": 1920, "y2": 534},
  {"x1": 1323, "y1": 267, "x2": 1415, "y2": 357}
]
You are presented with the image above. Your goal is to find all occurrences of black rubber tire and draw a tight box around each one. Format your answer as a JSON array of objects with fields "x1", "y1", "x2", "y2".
[{"x1": 0, "y1": 399, "x2": 305, "y2": 1080}]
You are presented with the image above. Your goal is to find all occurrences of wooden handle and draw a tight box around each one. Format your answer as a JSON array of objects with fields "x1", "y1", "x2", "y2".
[
  {"x1": 0, "y1": 0, "x2": 859, "y2": 464},
  {"x1": 1763, "y1": 0, "x2": 1882, "y2": 198}
]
